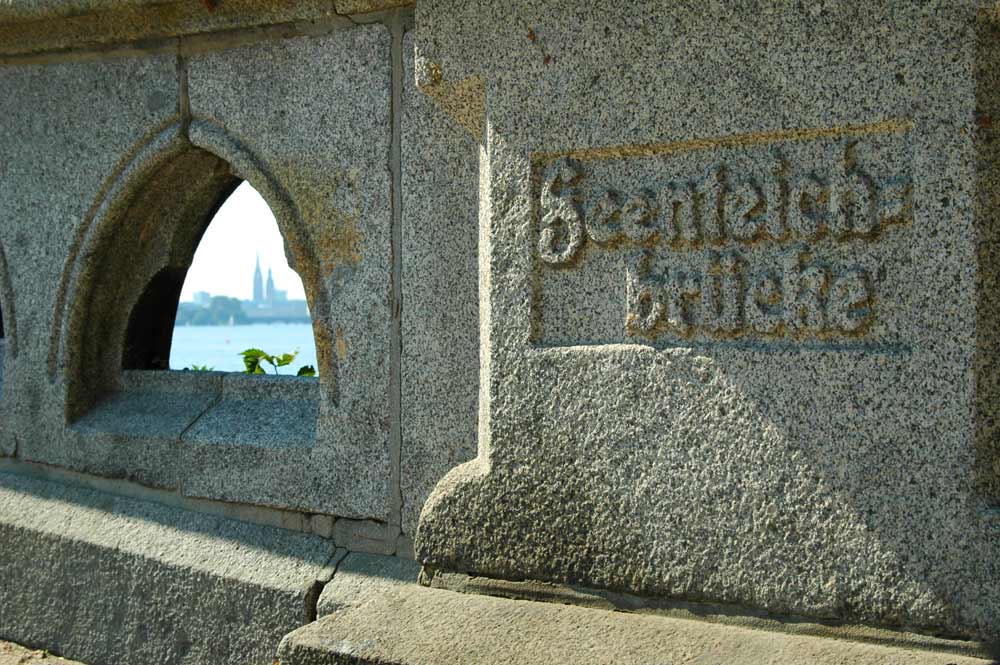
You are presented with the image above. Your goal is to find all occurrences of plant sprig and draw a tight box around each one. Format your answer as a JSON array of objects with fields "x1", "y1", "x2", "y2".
[{"x1": 239, "y1": 348, "x2": 315, "y2": 377}]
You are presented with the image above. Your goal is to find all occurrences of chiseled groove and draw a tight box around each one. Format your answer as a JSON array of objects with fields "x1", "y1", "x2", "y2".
[
  {"x1": 0, "y1": 240, "x2": 18, "y2": 359},
  {"x1": 177, "y1": 53, "x2": 191, "y2": 129},
  {"x1": 532, "y1": 118, "x2": 915, "y2": 165},
  {"x1": 387, "y1": 11, "x2": 405, "y2": 549}
]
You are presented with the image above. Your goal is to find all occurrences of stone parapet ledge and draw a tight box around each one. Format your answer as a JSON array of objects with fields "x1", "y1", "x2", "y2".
[
  {"x1": 278, "y1": 570, "x2": 994, "y2": 665},
  {"x1": 0, "y1": 470, "x2": 341, "y2": 665},
  {"x1": 0, "y1": 0, "x2": 414, "y2": 59}
]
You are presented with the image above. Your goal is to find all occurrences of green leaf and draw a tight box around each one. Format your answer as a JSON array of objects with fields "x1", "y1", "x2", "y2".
[
  {"x1": 253, "y1": 365, "x2": 266, "y2": 374},
  {"x1": 240, "y1": 348, "x2": 269, "y2": 374},
  {"x1": 276, "y1": 350, "x2": 299, "y2": 368},
  {"x1": 296, "y1": 365, "x2": 316, "y2": 377}
]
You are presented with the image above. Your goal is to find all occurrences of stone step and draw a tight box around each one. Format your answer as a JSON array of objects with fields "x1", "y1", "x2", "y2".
[
  {"x1": 279, "y1": 554, "x2": 992, "y2": 665},
  {"x1": 0, "y1": 470, "x2": 340, "y2": 665}
]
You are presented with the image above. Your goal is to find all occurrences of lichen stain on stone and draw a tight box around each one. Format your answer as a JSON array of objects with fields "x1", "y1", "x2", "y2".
[
  {"x1": 335, "y1": 324, "x2": 347, "y2": 360},
  {"x1": 295, "y1": 167, "x2": 365, "y2": 279},
  {"x1": 316, "y1": 208, "x2": 364, "y2": 278}
]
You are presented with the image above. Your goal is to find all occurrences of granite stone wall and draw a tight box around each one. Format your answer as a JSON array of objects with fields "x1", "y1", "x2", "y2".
[{"x1": 1, "y1": 1, "x2": 999, "y2": 663}]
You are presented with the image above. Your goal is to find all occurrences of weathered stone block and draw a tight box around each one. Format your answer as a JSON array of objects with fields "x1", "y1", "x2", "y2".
[
  {"x1": 414, "y1": 0, "x2": 1000, "y2": 644},
  {"x1": 0, "y1": 2, "x2": 354, "y2": 58},
  {"x1": 316, "y1": 551, "x2": 421, "y2": 617},
  {"x1": 182, "y1": 373, "x2": 317, "y2": 450},
  {"x1": 0, "y1": 640, "x2": 84, "y2": 665},
  {"x1": 0, "y1": 54, "x2": 179, "y2": 468},
  {"x1": 0, "y1": 24, "x2": 398, "y2": 522},
  {"x1": 400, "y1": 30, "x2": 479, "y2": 536},
  {"x1": 187, "y1": 25, "x2": 394, "y2": 520},
  {"x1": 0, "y1": 471, "x2": 338, "y2": 665}
]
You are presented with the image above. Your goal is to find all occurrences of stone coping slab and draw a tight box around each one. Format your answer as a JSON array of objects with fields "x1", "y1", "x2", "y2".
[
  {"x1": 279, "y1": 582, "x2": 995, "y2": 665},
  {"x1": 0, "y1": 470, "x2": 339, "y2": 665},
  {"x1": 0, "y1": 0, "x2": 410, "y2": 21},
  {"x1": 0, "y1": 1, "x2": 412, "y2": 60}
]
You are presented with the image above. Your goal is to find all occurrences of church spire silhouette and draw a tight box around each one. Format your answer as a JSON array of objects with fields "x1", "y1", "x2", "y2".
[
  {"x1": 252, "y1": 253, "x2": 264, "y2": 303},
  {"x1": 266, "y1": 267, "x2": 275, "y2": 303}
]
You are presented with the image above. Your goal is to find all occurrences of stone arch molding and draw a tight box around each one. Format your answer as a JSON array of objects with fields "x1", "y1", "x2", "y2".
[{"x1": 51, "y1": 118, "x2": 335, "y2": 421}]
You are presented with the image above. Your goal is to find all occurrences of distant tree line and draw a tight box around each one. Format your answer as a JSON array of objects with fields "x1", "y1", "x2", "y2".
[{"x1": 175, "y1": 296, "x2": 248, "y2": 326}]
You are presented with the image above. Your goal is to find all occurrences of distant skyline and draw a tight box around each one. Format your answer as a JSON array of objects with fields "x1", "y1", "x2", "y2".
[{"x1": 180, "y1": 181, "x2": 307, "y2": 303}]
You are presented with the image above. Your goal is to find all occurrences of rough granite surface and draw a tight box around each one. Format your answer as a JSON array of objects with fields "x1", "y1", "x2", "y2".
[
  {"x1": 0, "y1": 54, "x2": 179, "y2": 470},
  {"x1": 316, "y1": 551, "x2": 421, "y2": 618},
  {"x1": 186, "y1": 25, "x2": 393, "y2": 519},
  {"x1": 400, "y1": 29, "x2": 480, "y2": 536},
  {"x1": 414, "y1": 0, "x2": 1000, "y2": 643},
  {"x1": 280, "y1": 584, "x2": 992, "y2": 665},
  {"x1": 0, "y1": 25, "x2": 397, "y2": 524},
  {"x1": 0, "y1": 471, "x2": 338, "y2": 665},
  {"x1": 0, "y1": 2, "x2": 355, "y2": 58},
  {"x1": 182, "y1": 373, "x2": 317, "y2": 450}
]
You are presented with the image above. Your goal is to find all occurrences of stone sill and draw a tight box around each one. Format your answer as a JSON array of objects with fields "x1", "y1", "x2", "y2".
[{"x1": 73, "y1": 369, "x2": 318, "y2": 450}]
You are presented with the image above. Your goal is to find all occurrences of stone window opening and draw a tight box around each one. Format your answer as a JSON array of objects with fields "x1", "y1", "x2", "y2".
[
  {"x1": 165, "y1": 180, "x2": 318, "y2": 376},
  {"x1": 61, "y1": 140, "x2": 331, "y2": 454}
]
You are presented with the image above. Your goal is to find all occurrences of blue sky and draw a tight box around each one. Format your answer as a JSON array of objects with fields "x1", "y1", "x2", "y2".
[{"x1": 180, "y1": 181, "x2": 307, "y2": 302}]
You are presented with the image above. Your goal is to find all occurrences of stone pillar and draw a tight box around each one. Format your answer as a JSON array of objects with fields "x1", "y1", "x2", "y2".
[{"x1": 414, "y1": 1, "x2": 1000, "y2": 643}]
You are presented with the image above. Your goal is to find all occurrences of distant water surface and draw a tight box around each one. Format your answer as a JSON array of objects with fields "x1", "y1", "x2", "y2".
[{"x1": 170, "y1": 323, "x2": 318, "y2": 374}]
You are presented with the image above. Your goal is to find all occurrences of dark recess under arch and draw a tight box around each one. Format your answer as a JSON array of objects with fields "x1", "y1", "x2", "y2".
[{"x1": 63, "y1": 146, "x2": 244, "y2": 420}]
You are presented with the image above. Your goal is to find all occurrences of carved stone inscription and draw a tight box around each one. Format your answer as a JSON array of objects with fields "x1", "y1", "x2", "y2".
[{"x1": 533, "y1": 126, "x2": 913, "y2": 347}]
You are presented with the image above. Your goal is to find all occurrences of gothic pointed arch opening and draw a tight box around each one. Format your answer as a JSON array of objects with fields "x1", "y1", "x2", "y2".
[
  {"x1": 60, "y1": 136, "x2": 332, "y2": 423},
  {"x1": 168, "y1": 181, "x2": 318, "y2": 375}
]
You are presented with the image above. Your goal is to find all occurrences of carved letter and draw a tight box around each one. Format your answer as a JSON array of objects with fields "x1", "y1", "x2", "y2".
[
  {"x1": 830, "y1": 170, "x2": 877, "y2": 238},
  {"x1": 788, "y1": 174, "x2": 830, "y2": 241},
  {"x1": 621, "y1": 191, "x2": 658, "y2": 243},
  {"x1": 625, "y1": 251, "x2": 664, "y2": 336},
  {"x1": 783, "y1": 248, "x2": 828, "y2": 333},
  {"x1": 538, "y1": 159, "x2": 584, "y2": 264},
  {"x1": 879, "y1": 176, "x2": 913, "y2": 229},
  {"x1": 745, "y1": 272, "x2": 784, "y2": 334},
  {"x1": 657, "y1": 181, "x2": 694, "y2": 246},
  {"x1": 694, "y1": 168, "x2": 725, "y2": 245},
  {"x1": 700, "y1": 251, "x2": 743, "y2": 334},
  {"x1": 725, "y1": 180, "x2": 766, "y2": 242},
  {"x1": 664, "y1": 271, "x2": 701, "y2": 336},
  {"x1": 829, "y1": 269, "x2": 875, "y2": 333},
  {"x1": 587, "y1": 190, "x2": 623, "y2": 245},
  {"x1": 763, "y1": 157, "x2": 789, "y2": 241}
]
